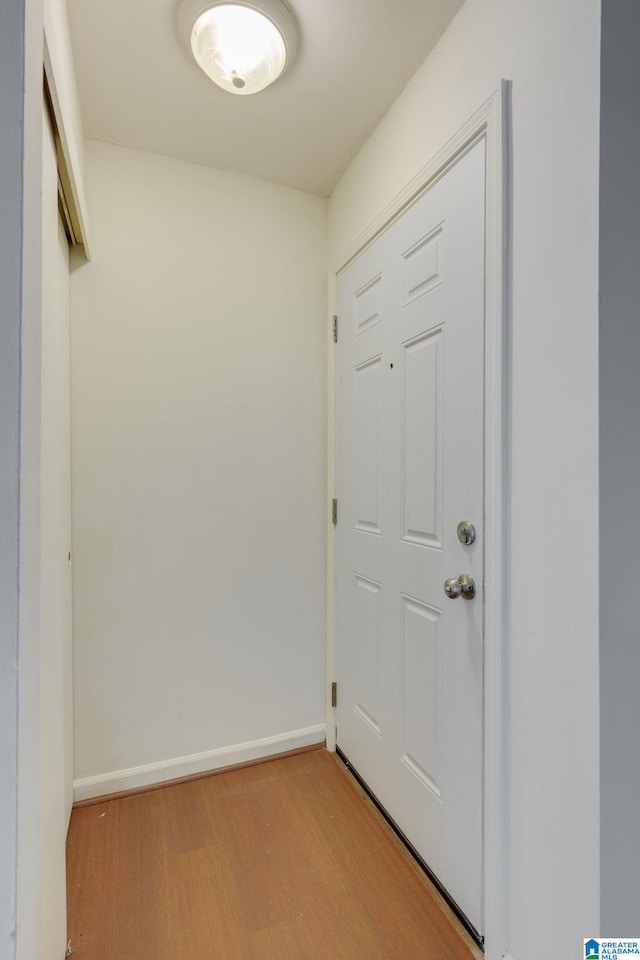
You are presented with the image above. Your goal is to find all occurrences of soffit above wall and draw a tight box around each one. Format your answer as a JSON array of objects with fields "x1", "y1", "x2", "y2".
[{"x1": 66, "y1": 0, "x2": 463, "y2": 197}]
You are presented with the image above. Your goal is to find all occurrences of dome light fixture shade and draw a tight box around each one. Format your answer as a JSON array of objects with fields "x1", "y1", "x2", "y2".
[{"x1": 178, "y1": 0, "x2": 297, "y2": 96}]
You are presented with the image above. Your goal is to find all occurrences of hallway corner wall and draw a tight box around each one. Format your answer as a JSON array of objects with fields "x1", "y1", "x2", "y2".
[{"x1": 70, "y1": 141, "x2": 328, "y2": 793}]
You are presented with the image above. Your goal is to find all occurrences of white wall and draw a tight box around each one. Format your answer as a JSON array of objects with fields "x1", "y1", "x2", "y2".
[
  {"x1": 41, "y1": 0, "x2": 86, "y2": 835},
  {"x1": 1, "y1": 0, "x2": 84, "y2": 952},
  {"x1": 599, "y1": 0, "x2": 640, "y2": 932},
  {"x1": 0, "y1": 0, "x2": 34, "y2": 953},
  {"x1": 70, "y1": 141, "x2": 328, "y2": 794},
  {"x1": 329, "y1": 0, "x2": 601, "y2": 955},
  {"x1": 40, "y1": 102, "x2": 73, "y2": 959},
  {"x1": 1, "y1": 0, "x2": 49, "y2": 956}
]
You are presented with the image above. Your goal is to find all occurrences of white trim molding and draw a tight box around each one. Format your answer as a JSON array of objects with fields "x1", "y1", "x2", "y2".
[
  {"x1": 73, "y1": 724, "x2": 326, "y2": 802},
  {"x1": 43, "y1": 5, "x2": 91, "y2": 256},
  {"x1": 327, "y1": 83, "x2": 511, "y2": 959}
]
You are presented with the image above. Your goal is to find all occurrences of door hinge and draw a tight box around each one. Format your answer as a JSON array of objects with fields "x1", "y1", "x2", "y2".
[
  {"x1": 331, "y1": 682, "x2": 337, "y2": 708},
  {"x1": 331, "y1": 498, "x2": 338, "y2": 526},
  {"x1": 332, "y1": 315, "x2": 338, "y2": 343}
]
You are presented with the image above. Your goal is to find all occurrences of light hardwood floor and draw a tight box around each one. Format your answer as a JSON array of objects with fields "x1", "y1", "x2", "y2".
[{"x1": 66, "y1": 748, "x2": 479, "y2": 959}]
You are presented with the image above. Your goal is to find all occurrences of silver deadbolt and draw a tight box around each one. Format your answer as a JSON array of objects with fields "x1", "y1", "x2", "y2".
[
  {"x1": 444, "y1": 574, "x2": 476, "y2": 600},
  {"x1": 457, "y1": 520, "x2": 476, "y2": 545}
]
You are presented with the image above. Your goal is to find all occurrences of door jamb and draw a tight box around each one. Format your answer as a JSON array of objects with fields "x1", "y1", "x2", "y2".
[{"x1": 325, "y1": 83, "x2": 511, "y2": 960}]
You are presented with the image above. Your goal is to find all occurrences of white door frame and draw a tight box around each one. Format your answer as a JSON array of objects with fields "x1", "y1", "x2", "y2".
[{"x1": 326, "y1": 83, "x2": 510, "y2": 959}]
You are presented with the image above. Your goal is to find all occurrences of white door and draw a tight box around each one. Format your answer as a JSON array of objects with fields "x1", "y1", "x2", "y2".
[{"x1": 335, "y1": 140, "x2": 485, "y2": 934}]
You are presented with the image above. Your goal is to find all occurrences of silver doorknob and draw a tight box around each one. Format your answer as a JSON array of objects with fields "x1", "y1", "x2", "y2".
[{"x1": 444, "y1": 574, "x2": 476, "y2": 600}]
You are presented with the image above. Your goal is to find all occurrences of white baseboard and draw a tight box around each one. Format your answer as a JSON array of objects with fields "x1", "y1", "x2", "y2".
[{"x1": 73, "y1": 723, "x2": 326, "y2": 803}]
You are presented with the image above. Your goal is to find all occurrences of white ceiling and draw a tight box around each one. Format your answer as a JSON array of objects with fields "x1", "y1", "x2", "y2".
[{"x1": 67, "y1": 0, "x2": 463, "y2": 197}]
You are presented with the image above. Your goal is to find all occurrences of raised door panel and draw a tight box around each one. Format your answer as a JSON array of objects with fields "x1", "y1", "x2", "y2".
[{"x1": 402, "y1": 328, "x2": 443, "y2": 549}]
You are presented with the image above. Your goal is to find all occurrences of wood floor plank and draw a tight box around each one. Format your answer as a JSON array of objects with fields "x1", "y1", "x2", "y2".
[
  {"x1": 171, "y1": 846, "x2": 249, "y2": 959},
  {"x1": 201, "y1": 763, "x2": 306, "y2": 935},
  {"x1": 297, "y1": 868, "x2": 393, "y2": 960},
  {"x1": 66, "y1": 800, "x2": 119, "y2": 960},
  {"x1": 249, "y1": 758, "x2": 392, "y2": 960},
  {"x1": 163, "y1": 776, "x2": 220, "y2": 856},
  {"x1": 114, "y1": 791, "x2": 184, "y2": 959},
  {"x1": 204, "y1": 758, "x2": 390, "y2": 959},
  {"x1": 67, "y1": 749, "x2": 478, "y2": 960},
  {"x1": 249, "y1": 917, "x2": 323, "y2": 960}
]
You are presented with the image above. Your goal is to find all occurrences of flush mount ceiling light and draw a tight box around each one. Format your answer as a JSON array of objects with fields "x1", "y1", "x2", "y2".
[{"x1": 178, "y1": 0, "x2": 297, "y2": 95}]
